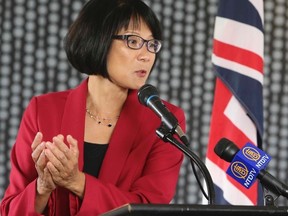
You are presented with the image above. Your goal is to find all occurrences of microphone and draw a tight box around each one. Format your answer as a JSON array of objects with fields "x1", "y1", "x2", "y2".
[
  {"x1": 138, "y1": 84, "x2": 188, "y2": 145},
  {"x1": 214, "y1": 138, "x2": 288, "y2": 198}
]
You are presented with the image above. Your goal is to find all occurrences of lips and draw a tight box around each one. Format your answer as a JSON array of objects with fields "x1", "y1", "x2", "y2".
[{"x1": 135, "y1": 70, "x2": 147, "y2": 77}]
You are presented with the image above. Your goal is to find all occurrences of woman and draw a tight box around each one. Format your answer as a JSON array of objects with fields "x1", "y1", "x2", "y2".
[{"x1": 0, "y1": 0, "x2": 186, "y2": 215}]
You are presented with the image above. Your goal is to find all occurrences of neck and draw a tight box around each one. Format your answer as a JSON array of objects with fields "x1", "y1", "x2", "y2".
[{"x1": 86, "y1": 76, "x2": 128, "y2": 116}]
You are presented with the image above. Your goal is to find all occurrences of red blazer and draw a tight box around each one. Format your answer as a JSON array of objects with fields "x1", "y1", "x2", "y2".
[{"x1": 1, "y1": 79, "x2": 185, "y2": 216}]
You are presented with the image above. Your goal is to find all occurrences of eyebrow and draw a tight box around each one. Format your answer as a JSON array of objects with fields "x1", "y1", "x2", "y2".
[{"x1": 122, "y1": 31, "x2": 154, "y2": 38}]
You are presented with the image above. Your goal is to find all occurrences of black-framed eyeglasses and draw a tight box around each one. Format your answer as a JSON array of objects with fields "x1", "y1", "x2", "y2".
[{"x1": 112, "y1": 35, "x2": 162, "y2": 53}]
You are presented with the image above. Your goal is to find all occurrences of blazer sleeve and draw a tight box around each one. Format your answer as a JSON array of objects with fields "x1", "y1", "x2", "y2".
[
  {"x1": 0, "y1": 97, "x2": 44, "y2": 216},
  {"x1": 73, "y1": 106, "x2": 186, "y2": 215}
]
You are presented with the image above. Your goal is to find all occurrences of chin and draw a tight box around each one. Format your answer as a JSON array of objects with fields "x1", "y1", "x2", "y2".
[
  {"x1": 134, "y1": 82, "x2": 147, "y2": 90},
  {"x1": 124, "y1": 79, "x2": 148, "y2": 90}
]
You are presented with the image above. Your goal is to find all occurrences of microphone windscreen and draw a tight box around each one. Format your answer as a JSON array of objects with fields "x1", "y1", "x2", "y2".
[
  {"x1": 214, "y1": 138, "x2": 239, "y2": 162},
  {"x1": 138, "y1": 84, "x2": 159, "y2": 106}
]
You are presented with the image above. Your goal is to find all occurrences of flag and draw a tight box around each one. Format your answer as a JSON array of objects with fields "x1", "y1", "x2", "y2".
[{"x1": 205, "y1": 0, "x2": 264, "y2": 205}]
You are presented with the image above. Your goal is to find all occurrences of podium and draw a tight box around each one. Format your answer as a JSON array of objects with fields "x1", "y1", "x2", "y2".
[{"x1": 101, "y1": 204, "x2": 288, "y2": 216}]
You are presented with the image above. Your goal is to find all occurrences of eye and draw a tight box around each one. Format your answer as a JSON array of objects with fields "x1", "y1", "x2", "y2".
[
  {"x1": 127, "y1": 36, "x2": 142, "y2": 48},
  {"x1": 127, "y1": 38, "x2": 138, "y2": 45},
  {"x1": 148, "y1": 40, "x2": 159, "y2": 50},
  {"x1": 148, "y1": 41, "x2": 156, "y2": 48}
]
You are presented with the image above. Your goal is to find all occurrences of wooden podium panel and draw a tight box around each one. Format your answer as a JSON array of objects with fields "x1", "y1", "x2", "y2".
[{"x1": 101, "y1": 204, "x2": 288, "y2": 216}]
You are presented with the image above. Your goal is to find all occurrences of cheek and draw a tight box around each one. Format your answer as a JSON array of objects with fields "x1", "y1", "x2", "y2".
[
  {"x1": 106, "y1": 53, "x2": 117, "y2": 75},
  {"x1": 107, "y1": 55, "x2": 126, "y2": 77},
  {"x1": 107, "y1": 47, "x2": 131, "y2": 71},
  {"x1": 149, "y1": 55, "x2": 156, "y2": 70}
]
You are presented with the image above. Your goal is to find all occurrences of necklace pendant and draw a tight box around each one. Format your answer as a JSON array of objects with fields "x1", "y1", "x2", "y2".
[{"x1": 86, "y1": 108, "x2": 118, "y2": 128}]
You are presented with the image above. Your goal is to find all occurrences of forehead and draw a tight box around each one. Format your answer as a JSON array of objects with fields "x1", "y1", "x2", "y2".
[{"x1": 119, "y1": 17, "x2": 151, "y2": 33}]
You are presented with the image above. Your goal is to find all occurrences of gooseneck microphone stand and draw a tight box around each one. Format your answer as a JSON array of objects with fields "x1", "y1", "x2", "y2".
[
  {"x1": 137, "y1": 84, "x2": 215, "y2": 205},
  {"x1": 156, "y1": 124, "x2": 216, "y2": 205},
  {"x1": 261, "y1": 174, "x2": 288, "y2": 207}
]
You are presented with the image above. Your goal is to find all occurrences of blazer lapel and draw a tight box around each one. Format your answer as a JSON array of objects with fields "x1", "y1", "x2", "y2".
[
  {"x1": 60, "y1": 79, "x2": 88, "y2": 170},
  {"x1": 99, "y1": 90, "x2": 144, "y2": 184}
]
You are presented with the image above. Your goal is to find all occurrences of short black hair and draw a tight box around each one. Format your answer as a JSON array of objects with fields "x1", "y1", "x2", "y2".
[{"x1": 64, "y1": 0, "x2": 162, "y2": 78}]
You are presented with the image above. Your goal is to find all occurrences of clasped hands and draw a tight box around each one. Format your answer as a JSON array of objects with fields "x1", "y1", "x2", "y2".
[{"x1": 31, "y1": 132, "x2": 85, "y2": 198}]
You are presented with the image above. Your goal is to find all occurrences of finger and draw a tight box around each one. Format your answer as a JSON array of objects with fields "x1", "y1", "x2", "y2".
[
  {"x1": 43, "y1": 167, "x2": 52, "y2": 183},
  {"x1": 34, "y1": 151, "x2": 46, "y2": 177},
  {"x1": 56, "y1": 134, "x2": 64, "y2": 141},
  {"x1": 46, "y1": 139, "x2": 69, "y2": 165},
  {"x1": 44, "y1": 143, "x2": 65, "y2": 171},
  {"x1": 31, "y1": 132, "x2": 43, "y2": 151},
  {"x1": 37, "y1": 150, "x2": 47, "y2": 169},
  {"x1": 46, "y1": 161, "x2": 60, "y2": 178},
  {"x1": 52, "y1": 136, "x2": 70, "y2": 158},
  {"x1": 31, "y1": 142, "x2": 45, "y2": 163},
  {"x1": 43, "y1": 167, "x2": 56, "y2": 191},
  {"x1": 67, "y1": 135, "x2": 79, "y2": 156}
]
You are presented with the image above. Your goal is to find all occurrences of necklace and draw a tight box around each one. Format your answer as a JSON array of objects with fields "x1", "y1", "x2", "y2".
[{"x1": 86, "y1": 109, "x2": 119, "y2": 127}]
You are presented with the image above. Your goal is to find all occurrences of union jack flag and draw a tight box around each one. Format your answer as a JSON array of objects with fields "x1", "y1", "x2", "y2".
[{"x1": 205, "y1": 0, "x2": 264, "y2": 205}]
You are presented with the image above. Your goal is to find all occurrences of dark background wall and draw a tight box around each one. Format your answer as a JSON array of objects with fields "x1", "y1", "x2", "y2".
[{"x1": 0, "y1": 0, "x2": 287, "y2": 206}]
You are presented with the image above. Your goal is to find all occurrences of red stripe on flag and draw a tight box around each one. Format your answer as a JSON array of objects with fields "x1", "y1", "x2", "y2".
[
  {"x1": 213, "y1": 39, "x2": 263, "y2": 73},
  {"x1": 207, "y1": 78, "x2": 258, "y2": 204}
]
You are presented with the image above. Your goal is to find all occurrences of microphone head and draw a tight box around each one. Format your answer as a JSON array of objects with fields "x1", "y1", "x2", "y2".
[
  {"x1": 214, "y1": 138, "x2": 240, "y2": 162},
  {"x1": 138, "y1": 84, "x2": 159, "y2": 106}
]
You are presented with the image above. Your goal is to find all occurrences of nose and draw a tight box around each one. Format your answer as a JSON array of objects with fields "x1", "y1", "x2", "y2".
[{"x1": 137, "y1": 44, "x2": 152, "y2": 62}]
